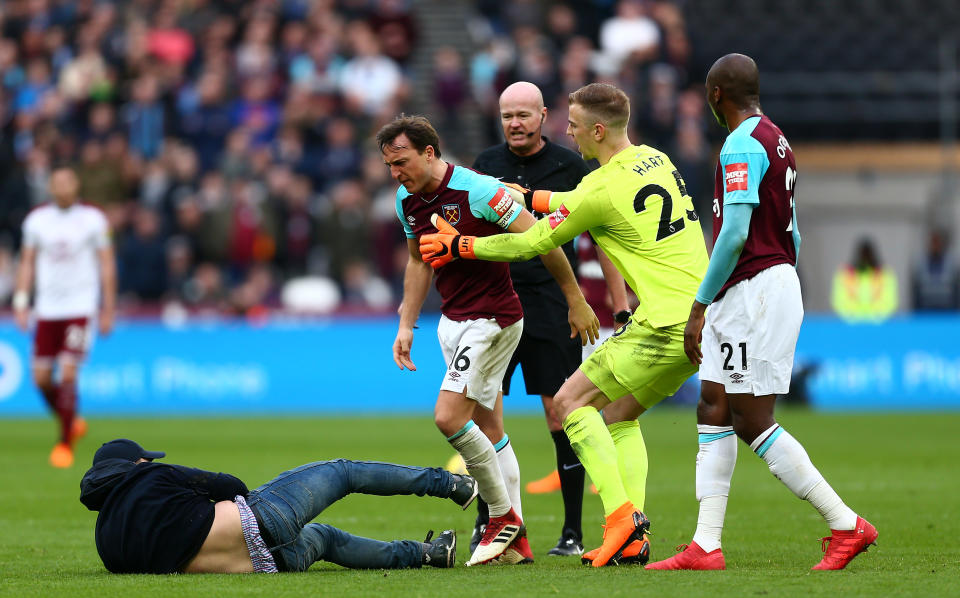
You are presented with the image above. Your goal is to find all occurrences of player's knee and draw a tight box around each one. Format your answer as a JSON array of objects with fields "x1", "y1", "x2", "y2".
[
  {"x1": 696, "y1": 399, "x2": 730, "y2": 426},
  {"x1": 59, "y1": 363, "x2": 79, "y2": 385},
  {"x1": 433, "y1": 410, "x2": 463, "y2": 438},
  {"x1": 731, "y1": 416, "x2": 774, "y2": 445},
  {"x1": 553, "y1": 391, "x2": 578, "y2": 424}
]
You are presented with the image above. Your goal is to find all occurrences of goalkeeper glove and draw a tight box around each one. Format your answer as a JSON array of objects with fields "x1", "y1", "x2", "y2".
[{"x1": 420, "y1": 213, "x2": 476, "y2": 269}]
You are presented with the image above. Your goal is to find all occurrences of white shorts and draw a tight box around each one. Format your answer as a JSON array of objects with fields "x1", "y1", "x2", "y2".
[
  {"x1": 700, "y1": 264, "x2": 803, "y2": 395},
  {"x1": 437, "y1": 315, "x2": 523, "y2": 410}
]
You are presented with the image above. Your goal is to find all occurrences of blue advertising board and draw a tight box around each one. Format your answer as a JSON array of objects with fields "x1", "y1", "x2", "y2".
[{"x1": 0, "y1": 315, "x2": 953, "y2": 415}]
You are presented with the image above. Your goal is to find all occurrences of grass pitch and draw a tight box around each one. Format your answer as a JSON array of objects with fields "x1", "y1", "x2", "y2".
[{"x1": 0, "y1": 409, "x2": 956, "y2": 597}]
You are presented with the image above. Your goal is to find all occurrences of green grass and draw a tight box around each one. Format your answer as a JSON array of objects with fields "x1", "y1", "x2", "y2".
[{"x1": 1, "y1": 409, "x2": 957, "y2": 597}]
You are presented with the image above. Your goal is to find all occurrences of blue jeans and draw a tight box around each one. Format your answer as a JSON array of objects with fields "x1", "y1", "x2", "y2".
[{"x1": 245, "y1": 459, "x2": 458, "y2": 571}]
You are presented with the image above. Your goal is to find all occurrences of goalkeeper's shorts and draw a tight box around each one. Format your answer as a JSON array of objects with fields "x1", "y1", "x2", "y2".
[{"x1": 581, "y1": 316, "x2": 695, "y2": 409}]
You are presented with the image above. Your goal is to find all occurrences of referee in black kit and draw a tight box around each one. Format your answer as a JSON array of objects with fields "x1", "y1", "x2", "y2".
[{"x1": 471, "y1": 81, "x2": 603, "y2": 557}]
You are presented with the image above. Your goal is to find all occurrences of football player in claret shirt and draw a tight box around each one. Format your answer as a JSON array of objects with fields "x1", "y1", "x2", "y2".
[
  {"x1": 420, "y1": 83, "x2": 709, "y2": 567},
  {"x1": 646, "y1": 53, "x2": 877, "y2": 571},
  {"x1": 377, "y1": 115, "x2": 599, "y2": 566},
  {"x1": 13, "y1": 166, "x2": 117, "y2": 468}
]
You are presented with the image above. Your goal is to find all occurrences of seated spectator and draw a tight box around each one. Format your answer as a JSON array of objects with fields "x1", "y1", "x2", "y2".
[
  {"x1": 367, "y1": 0, "x2": 419, "y2": 67},
  {"x1": 598, "y1": 0, "x2": 661, "y2": 74},
  {"x1": 122, "y1": 74, "x2": 165, "y2": 160},
  {"x1": 230, "y1": 75, "x2": 281, "y2": 147},
  {"x1": 912, "y1": 229, "x2": 959, "y2": 311},
  {"x1": 118, "y1": 207, "x2": 168, "y2": 302},
  {"x1": 338, "y1": 20, "x2": 404, "y2": 118}
]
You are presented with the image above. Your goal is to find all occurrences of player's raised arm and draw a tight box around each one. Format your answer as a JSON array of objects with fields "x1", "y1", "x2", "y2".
[
  {"x1": 506, "y1": 207, "x2": 599, "y2": 345},
  {"x1": 394, "y1": 238, "x2": 433, "y2": 371}
]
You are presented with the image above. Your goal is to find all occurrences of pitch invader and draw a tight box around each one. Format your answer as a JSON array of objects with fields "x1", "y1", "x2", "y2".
[
  {"x1": 646, "y1": 54, "x2": 877, "y2": 571},
  {"x1": 13, "y1": 166, "x2": 117, "y2": 468},
  {"x1": 378, "y1": 115, "x2": 599, "y2": 566}
]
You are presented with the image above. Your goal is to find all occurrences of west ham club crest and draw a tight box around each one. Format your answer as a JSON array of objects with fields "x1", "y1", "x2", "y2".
[{"x1": 442, "y1": 204, "x2": 461, "y2": 225}]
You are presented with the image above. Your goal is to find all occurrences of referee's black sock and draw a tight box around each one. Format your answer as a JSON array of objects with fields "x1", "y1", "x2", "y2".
[
  {"x1": 474, "y1": 496, "x2": 489, "y2": 528},
  {"x1": 552, "y1": 429, "x2": 584, "y2": 540}
]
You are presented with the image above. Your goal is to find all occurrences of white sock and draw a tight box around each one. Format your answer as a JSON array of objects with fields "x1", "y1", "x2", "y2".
[
  {"x1": 447, "y1": 421, "x2": 512, "y2": 517},
  {"x1": 692, "y1": 425, "x2": 737, "y2": 552},
  {"x1": 751, "y1": 423, "x2": 857, "y2": 531},
  {"x1": 495, "y1": 434, "x2": 522, "y2": 520}
]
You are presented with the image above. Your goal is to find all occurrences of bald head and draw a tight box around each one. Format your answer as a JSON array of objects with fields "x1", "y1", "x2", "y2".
[
  {"x1": 499, "y1": 81, "x2": 544, "y2": 111},
  {"x1": 499, "y1": 81, "x2": 547, "y2": 156},
  {"x1": 706, "y1": 53, "x2": 760, "y2": 107},
  {"x1": 705, "y1": 53, "x2": 762, "y2": 130}
]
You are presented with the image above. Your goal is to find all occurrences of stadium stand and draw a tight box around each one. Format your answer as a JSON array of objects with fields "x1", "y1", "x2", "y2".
[{"x1": 0, "y1": 0, "x2": 955, "y2": 317}]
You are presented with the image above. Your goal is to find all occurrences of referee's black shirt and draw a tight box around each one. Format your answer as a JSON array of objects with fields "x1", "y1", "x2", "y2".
[{"x1": 473, "y1": 138, "x2": 591, "y2": 335}]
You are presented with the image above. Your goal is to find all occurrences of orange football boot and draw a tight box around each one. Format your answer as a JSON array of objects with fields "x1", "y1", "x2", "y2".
[
  {"x1": 582, "y1": 533, "x2": 651, "y2": 565},
  {"x1": 525, "y1": 470, "x2": 561, "y2": 494},
  {"x1": 588, "y1": 503, "x2": 649, "y2": 567},
  {"x1": 49, "y1": 442, "x2": 74, "y2": 468}
]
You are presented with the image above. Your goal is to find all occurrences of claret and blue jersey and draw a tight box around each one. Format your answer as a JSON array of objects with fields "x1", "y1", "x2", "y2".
[
  {"x1": 712, "y1": 114, "x2": 801, "y2": 298},
  {"x1": 396, "y1": 163, "x2": 524, "y2": 327}
]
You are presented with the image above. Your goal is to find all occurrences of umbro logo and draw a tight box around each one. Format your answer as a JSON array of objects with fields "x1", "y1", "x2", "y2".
[
  {"x1": 407, "y1": 216, "x2": 416, "y2": 224},
  {"x1": 730, "y1": 372, "x2": 744, "y2": 383}
]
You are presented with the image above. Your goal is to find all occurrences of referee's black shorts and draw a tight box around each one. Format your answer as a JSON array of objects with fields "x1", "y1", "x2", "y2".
[{"x1": 502, "y1": 284, "x2": 582, "y2": 397}]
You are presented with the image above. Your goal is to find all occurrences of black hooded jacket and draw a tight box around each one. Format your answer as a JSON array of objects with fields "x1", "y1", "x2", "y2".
[{"x1": 80, "y1": 459, "x2": 248, "y2": 573}]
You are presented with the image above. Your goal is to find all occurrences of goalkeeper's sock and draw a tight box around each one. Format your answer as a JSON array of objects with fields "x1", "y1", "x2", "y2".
[
  {"x1": 494, "y1": 434, "x2": 523, "y2": 520},
  {"x1": 608, "y1": 420, "x2": 648, "y2": 511},
  {"x1": 692, "y1": 425, "x2": 737, "y2": 552},
  {"x1": 751, "y1": 423, "x2": 857, "y2": 531},
  {"x1": 447, "y1": 421, "x2": 512, "y2": 517},
  {"x1": 552, "y1": 430, "x2": 584, "y2": 539},
  {"x1": 563, "y1": 406, "x2": 629, "y2": 517}
]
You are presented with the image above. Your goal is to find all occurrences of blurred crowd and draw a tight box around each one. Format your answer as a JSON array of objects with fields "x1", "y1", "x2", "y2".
[
  {"x1": 0, "y1": 0, "x2": 422, "y2": 317},
  {"x1": 0, "y1": 0, "x2": 858, "y2": 319}
]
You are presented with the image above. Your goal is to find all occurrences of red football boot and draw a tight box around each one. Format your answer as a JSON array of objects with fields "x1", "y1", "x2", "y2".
[
  {"x1": 494, "y1": 534, "x2": 535, "y2": 564},
  {"x1": 812, "y1": 516, "x2": 878, "y2": 570},
  {"x1": 465, "y1": 508, "x2": 524, "y2": 566},
  {"x1": 645, "y1": 541, "x2": 725, "y2": 570}
]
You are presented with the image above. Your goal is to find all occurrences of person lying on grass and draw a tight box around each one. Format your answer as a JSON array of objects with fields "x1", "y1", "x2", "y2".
[{"x1": 80, "y1": 439, "x2": 478, "y2": 573}]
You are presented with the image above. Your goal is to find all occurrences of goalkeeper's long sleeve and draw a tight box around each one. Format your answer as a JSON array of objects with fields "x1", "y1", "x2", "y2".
[{"x1": 472, "y1": 192, "x2": 603, "y2": 262}]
